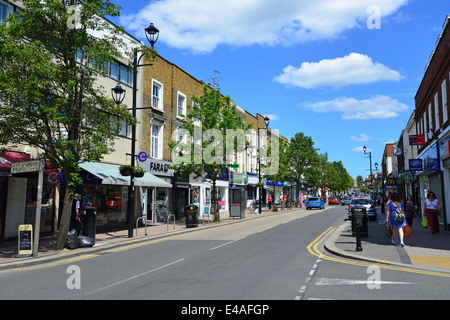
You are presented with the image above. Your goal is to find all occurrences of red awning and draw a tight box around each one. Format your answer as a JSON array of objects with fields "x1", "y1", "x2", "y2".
[{"x1": 0, "y1": 151, "x2": 33, "y2": 172}]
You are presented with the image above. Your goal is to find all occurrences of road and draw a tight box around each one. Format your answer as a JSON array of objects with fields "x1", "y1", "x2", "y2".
[{"x1": 1, "y1": 205, "x2": 449, "y2": 303}]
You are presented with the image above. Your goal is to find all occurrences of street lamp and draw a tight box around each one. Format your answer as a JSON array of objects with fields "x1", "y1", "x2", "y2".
[
  {"x1": 112, "y1": 23, "x2": 159, "y2": 238},
  {"x1": 258, "y1": 116, "x2": 270, "y2": 214},
  {"x1": 111, "y1": 83, "x2": 126, "y2": 105},
  {"x1": 363, "y1": 145, "x2": 373, "y2": 199}
]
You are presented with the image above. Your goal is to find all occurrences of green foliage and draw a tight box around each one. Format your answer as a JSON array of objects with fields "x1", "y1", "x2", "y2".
[
  {"x1": 0, "y1": 0, "x2": 137, "y2": 249},
  {"x1": 0, "y1": 0, "x2": 136, "y2": 188},
  {"x1": 169, "y1": 84, "x2": 252, "y2": 221}
]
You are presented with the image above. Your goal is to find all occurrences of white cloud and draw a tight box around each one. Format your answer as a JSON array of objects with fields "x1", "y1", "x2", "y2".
[
  {"x1": 306, "y1": 95, "x2": 409, "y2": 119},
  {"x1": 119, "y1": 0, "x2": 407, "y2": 54},
  {"x1": 264, "y1": 114, "x2": 280, "y2": 121},
  {"x1": 350, "y1": 133, "x2": 373, "y2": 142},
  {"x1": 274, "y1": 53, "x2": 403, "y2": 89},
  {"x1": 353, "y1": 146, "x2": 373, "y2": 153}
]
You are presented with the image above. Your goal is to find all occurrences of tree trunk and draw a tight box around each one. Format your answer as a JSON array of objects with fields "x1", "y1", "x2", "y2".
[{"x1": 55, "y1": 188, "x2": 74, "y2": 250}]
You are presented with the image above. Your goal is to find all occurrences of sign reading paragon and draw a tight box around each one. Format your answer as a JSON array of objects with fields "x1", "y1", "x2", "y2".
[{"x1": 144, "y1": 159, "x2": 173, "y2": 177}]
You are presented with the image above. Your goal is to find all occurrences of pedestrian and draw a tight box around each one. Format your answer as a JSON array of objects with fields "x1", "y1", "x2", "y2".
[
  {"x1": 267, "y1": 194, "x2": 273, "y2": 209},
  {"x1": 424, "y1": 191, "x2": 442, "y2": 234},
  {"x1": 404, "y1": 194, "x2": 417, "y2": 227},
  {"x1": 386, "y1": 192, "x2": 406, "y2": 247},
  {"x1": 70, "y1": 193, "x2": 82, "y2": 235}
]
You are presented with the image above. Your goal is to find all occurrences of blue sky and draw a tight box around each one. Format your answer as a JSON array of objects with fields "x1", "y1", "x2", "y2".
[{"x1": 109, "y1": 0, "x2": 449, "y2": 179}]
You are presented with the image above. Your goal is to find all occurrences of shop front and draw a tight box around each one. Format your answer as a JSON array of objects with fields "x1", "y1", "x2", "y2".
[
  {"x1": 246, "y1": 172, "x2": 259, "y2": 202},
  {"x1": 440, "y1": 136, "x2": 450, "y2": 230},
  {"x1": 79, "y1": 162, "x2": 172, "y2": 229},
  {"x1": 266, "y1": 180, "x2": 284, "y2": 205},
  {"x1": 0, "y1": 152, "x2": 56, "y2": 239},
  {"x1": 142, "y1": 159, "x2": 173, "y2": 222},
  {"x1": 415, "y1": 141, "x2": 444, "y2": 224}
]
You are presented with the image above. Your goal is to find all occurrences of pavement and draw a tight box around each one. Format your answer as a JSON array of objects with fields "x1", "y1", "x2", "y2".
[
  {"x1": 324, "y1": 207, "x2": 450, "y2": 275},
  {"x1": 2, "y1": 205, "x2": 450, "y2": 275}
]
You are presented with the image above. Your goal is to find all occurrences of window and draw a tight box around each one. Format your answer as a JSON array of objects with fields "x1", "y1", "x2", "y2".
[
  {"x1": 443, "y1": 79, "x2": 448, "y2": 123},
  {"x1": 428, "y1": 102, "x2": 433, "y2": 131},
  {"x1": 110, "y1": 61, "x2": 119, "y2": 80},
  {"x1": 0, "y1": 1, "x2": 13, "y2": 22},
  {"x1": 151, "y1": 124, "x2": 161, "y2": 159},
  {"x1": 119, "y1": 120, "x2": 131, "y2": 138},
  {"x1": 424, "y1": 110, "x2": 427, "y2": 142},
  {"x1": 177, "y1": 91, "x2": 186, "y2": 118},
  {"x1": 152, "y1": 80, "x2": 163, "y2": 110},
  {"x1": 433, "y1": 93, "x2": 439, "y2": 130}
]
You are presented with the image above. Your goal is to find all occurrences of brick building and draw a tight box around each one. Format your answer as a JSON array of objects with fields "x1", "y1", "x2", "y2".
[{"x1": 413, "y1": 14, "x2": 450, "y2": 229}]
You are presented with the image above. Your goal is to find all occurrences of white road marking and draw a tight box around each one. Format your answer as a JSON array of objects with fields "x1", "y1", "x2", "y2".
[
  {"x1": 87, "y1": 258, "x2": 185, "y2": 295},
  {"x1": 209, "y1": 237, "x2": 246, "y2": 251},
  {"x1": 315, "y1": 277, "x2": 414, "y2": 286}
]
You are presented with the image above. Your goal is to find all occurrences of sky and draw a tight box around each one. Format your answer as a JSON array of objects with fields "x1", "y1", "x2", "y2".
[{"x1": 108, "y1": 0, "x2": 449, "y2": 179}]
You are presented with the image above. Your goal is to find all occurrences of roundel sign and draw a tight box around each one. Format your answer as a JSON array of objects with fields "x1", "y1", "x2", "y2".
[
  {"x1": 138, "y1": 152, "x2": 147, "y2": 162},
  {"x1": 392, "y1": 147, "x2": 402, "y2": 157}
]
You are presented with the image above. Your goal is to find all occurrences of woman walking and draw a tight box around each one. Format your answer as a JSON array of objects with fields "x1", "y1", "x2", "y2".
[
  {"x1": 386, "y1": 193, "x2": 406, "y2": 247},
  {"x1": 424, "y1": 191, "x2": 442, "y2": 234},
  {"x1": 404, "y1": 194, "x2": 417, "y2": 227}
]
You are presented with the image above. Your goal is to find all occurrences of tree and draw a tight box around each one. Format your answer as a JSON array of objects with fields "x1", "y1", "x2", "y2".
[
  {"x1": 356, "y1": 175, "x2": 365, "y2": 190},
  {"x1": 0, "y1": 0, "x2": 136, "y2": 250},
  {"x1": 169, "y1": 84, "x2": 252, "y2": 222},
  {"x1": 281, "y1": 132, "x2": 319, "y2": 203}
]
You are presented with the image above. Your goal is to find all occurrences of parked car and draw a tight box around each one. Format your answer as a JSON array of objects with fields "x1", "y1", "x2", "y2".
[
  {"x1": 347, "y1": 198, "x2": 377, "y2": 221},
  {"x1": 341, "y1": 197, "x2": 352, "y2": 206},
  {"x1": 328, "y1": 197, "x2": 339, "y2": 205},
  {"x1": 306, "y1": 197, "x2": 325, "y2": 210}
]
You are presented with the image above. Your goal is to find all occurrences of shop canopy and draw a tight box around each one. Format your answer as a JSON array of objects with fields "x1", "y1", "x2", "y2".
[
  {"x1": 0, "y1": 151, "x2": 33, "y2": 172},
  {"x1": 80, "y1": 162, "x2": 172, "y2": 188}
]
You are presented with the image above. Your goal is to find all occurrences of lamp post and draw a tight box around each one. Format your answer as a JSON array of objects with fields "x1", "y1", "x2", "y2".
[
  {"x1": 363, "y1": 146, "x2": 373, "y2": 199},
  {"x1": 111, "y1": 23, "x2": 159, "y2": 238},
  {"x1": 258, "y1": 116, "x2": 270, "y2": 214}
]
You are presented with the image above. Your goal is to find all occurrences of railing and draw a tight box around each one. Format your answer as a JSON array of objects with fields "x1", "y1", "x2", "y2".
[
  {"x1": 167, "y1": 214, "x2": 175, "y2": 231},
  {"x1": 135, "y1": 216, "x2": 148, "y2": 237}
]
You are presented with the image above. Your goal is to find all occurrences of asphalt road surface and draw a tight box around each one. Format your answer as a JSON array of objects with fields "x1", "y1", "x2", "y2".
[{"x1": 1, "y1": 205, "x2": 449, "y2": 303}]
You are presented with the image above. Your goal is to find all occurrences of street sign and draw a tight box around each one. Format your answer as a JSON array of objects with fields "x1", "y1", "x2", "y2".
[
  {"x1": 11, "y1": 160, "x2": 42, "y2": 173},
  {"x1": 138, "y1": 152, "x2": 147, "y2": 162}
]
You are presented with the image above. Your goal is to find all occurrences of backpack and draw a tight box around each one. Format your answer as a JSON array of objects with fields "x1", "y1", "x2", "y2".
[{"x1": 393, "y1": 204, "x2": 405, "y2": 222}]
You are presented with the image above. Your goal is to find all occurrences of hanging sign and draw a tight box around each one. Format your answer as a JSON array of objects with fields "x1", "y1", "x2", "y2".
[
  {"x1": 138, "y1": 152, "x2": 148, "y2": 162},
  {"x1": 409, "y1": 159, "x2": 423, "y2": 171}
]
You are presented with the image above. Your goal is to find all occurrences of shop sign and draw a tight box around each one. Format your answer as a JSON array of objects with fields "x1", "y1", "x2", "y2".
[
  {"x1": 442, "y1": 140, "x2": 450, "y2": 160},
  {"x1": 409, "y1": 134, "x2": 425, "y2": 145},
  {"x1": 386, "y1": 178, "x2": 397, "y2": 186},
  {"x1": 230, "y1": 172, "x2": 245, "y2": 185},
  {"x1": 409, "y1": 159, "x2": 423, "y2": 171},
  {"x1": 143, "y1": 159, "x2": 173, "y2": 177}
]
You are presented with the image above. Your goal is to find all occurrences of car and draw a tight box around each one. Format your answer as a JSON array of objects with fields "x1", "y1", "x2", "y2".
[
  {"x1": 328, "y1": 197, "x2": 339, "y2": 205},
  {"x1": 341, "y1": 197, "x2": 352, "y2": 206},
  {"x1": 306, "y1": 197, "x2": 325, "y2": 210},
  {"x1": 347, "y1": 198, "x2": 377, "y2": 221}
]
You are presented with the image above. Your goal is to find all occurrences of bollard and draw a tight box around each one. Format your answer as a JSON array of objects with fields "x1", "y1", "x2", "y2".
[{"x1": 355, "y1": 221, "x2": 363, "y2": 252}]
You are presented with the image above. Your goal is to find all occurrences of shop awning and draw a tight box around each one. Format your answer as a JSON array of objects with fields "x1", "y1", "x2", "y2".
[
  {"x1": 80, "y1": 162, "x2": 172, "y2": 188},
  {"x1": 0, "y1": 152, "x2": 33, "y2": 172}
]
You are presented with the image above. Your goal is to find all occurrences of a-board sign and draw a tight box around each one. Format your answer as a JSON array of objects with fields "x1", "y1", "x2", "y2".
[{"x1": 18, "y1": 224, "x2": 33, "y2": 257}]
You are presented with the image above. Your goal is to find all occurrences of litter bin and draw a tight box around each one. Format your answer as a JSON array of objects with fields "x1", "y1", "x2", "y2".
[
  {"x1": 185, "y1": 204, "x2": 198, "y2": 228},
  {"x1": 351, "y1": 206, "x2": 368, "y2": 237}
]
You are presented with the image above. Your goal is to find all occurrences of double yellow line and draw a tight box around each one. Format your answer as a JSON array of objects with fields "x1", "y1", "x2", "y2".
[{"x1": 307, "y1": 226, "x2": 450, "y2": 278}]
